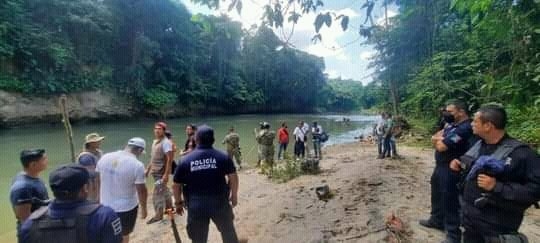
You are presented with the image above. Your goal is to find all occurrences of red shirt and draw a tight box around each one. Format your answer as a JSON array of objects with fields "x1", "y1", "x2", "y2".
[{"x1": 278, "y1": 127, "x2": 289, "y2": 144}]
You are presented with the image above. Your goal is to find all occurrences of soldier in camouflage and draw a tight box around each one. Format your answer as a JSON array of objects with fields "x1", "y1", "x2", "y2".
[
  {"x1": 255, "y1": 122, "x2": 276, "y2": 175},
  {"x1": 222, "y1": 126, "x2": 242, "y2": 169}
]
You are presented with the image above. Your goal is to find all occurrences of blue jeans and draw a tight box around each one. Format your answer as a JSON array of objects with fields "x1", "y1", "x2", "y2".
[
  {"x1": 383, "y1": 135, "x2": 397, "y2": 157},
  {"x1": 186, "y1": 195, "x2": 239, "y2": 243},
  {"x1": 278, "y1": 143, "x2": 288, "y2": 159}
]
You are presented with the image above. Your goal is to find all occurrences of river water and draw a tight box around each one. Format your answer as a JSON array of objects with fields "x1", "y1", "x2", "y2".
[{"x1": 0, "y1": 114, "x2": 376, "y2": 241}]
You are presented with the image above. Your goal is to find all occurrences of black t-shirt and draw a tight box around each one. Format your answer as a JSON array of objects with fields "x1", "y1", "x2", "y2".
[
  {"x1": 184, "y1": 135, "x2": 196, "y2": 152},
  {"x1": 462, "y1": 135, "x2": 540, "y2": 235},
  {"x1": 435, "y1": 119, "x2": 474, "y2": 164},
  {"x1": 174, "y1": 145, "x2": 236, "y2": 197}
]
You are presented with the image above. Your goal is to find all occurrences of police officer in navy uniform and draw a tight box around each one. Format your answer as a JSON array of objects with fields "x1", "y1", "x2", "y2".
[
  {"x1": 420, "y1": 100, "x2": 474, "y2": 243},
  {"x1": 173, "y1": 125, "x2": 240, "y2": 243},
  {"x1": 450, "y1": 104, "x2": 540, "y2": 243},
  {"x1": 19, "y1": 164, "x2": 122, "y2": 243}
]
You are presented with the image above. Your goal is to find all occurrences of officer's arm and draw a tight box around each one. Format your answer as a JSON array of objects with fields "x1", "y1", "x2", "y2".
[
  {"x1": 14, "y1": 204, "x2": 32, "y2": 223},
  {"x1": 492, "y1": 148, "x2": 540, "y2": 205},
  {"x1": 227, "y1": 173, "x2": 239, "y2": 207},
  {"x1": 438, "y1": 125, "x2": 472, "y2": 152}
]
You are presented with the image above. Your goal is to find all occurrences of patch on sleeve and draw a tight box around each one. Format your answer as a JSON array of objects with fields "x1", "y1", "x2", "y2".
[
  {"x1": 111, "y1": 218, "x2": 122, "y2": 235},
  {"x1": 450, "y1": 134, "x2": 462, "y2": 143}
]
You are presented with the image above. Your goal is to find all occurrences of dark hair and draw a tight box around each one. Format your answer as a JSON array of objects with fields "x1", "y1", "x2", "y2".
[
  {"x1": 187, "y1": 124, "x2": 197, "y2": 130},
  {"x1": 53, "y1": 190, "x2": 80, "y2": 201},
  {"x1": 165, "y1": 131, "x2": 172, "y2": 139},
  {"x1": 477, "y1": 104, "x2": 507, "y2": 129},
  {"x1": 20, "y1": 149, "x2": 45, "y2": 168},
  {"x1": 446, "y1": 99, "x2": 468, "y2": 113},
  {"x1": 281, "y1": 122, "x2": 286, "y2": 127}
]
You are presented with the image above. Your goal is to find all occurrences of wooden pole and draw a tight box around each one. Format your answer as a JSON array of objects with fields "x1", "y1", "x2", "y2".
[{"x1": 59, "y1": 94, "x2": 76, "y2": 162}]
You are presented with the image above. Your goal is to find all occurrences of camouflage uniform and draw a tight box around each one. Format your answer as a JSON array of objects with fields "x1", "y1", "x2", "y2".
[
  {"x1": 222, "y1": 132, "x2": 242, "y2": 168},
  {"x1": 255, "y1": 128, "x2": 275, "y2": 174}
]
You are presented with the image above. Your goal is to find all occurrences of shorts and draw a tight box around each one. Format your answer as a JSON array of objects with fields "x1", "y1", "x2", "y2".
[{"x1": 118, "y1": 206, "x2": 138, "y2": 235}]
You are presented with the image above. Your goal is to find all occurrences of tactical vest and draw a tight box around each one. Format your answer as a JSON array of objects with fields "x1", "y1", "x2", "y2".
[
  {"x1": 226, "y1": 133, "x2": 240, "y2": 147},
  {"x1": 27, "y1": 203, "x2": 101, "y2": 243},
  {"x1": 258, "y1": 130, "x2": 275, "y2": 146},
  {"x1": 464, "y1": 137, "x2": 526, "y2": 166}
]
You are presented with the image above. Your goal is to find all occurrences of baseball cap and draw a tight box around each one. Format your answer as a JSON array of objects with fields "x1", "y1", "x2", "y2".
[
  {"x1": 127, "y1": 137, "x2": 146, "y2": 151},
  {"x1": 196, "y1": 125, "x2": 215, "y2": 146},
  {"x1": 49, "y1": 165, "x2": 89, "y2": 193}
]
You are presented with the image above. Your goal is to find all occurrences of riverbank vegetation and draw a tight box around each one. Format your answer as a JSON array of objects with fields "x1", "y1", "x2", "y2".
[
  {"x1": 1, "y1": 0, "x2": 539, "y2": 144},
  {"x1": 0, "y1": 0, "x2": 377, "y2": 115}
]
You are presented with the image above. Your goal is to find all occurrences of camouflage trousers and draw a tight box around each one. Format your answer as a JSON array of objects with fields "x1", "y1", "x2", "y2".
[
  {"x1": 258, "y1": 145, "x2": 275, "y2": 175},
  {"x1": 152, "y1": 174, "x2": 171, "y2": 213},
  {"x1": 227, "y1": 148, "x2": 242, "y2": 167}
]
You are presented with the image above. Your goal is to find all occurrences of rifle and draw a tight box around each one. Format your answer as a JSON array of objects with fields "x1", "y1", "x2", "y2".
[{"x1": 167, "y1": 209, "x2": 182, "y2": 243}]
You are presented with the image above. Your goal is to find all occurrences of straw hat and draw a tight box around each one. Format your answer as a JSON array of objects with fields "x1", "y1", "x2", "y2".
[{"x1": 84, "y1": 133, "x2": 105, "y2": 144}]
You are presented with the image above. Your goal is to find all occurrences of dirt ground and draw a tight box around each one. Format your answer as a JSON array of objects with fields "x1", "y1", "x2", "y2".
[{"x1": 130, "y1": 142, "x2": 540, "y2": 243}]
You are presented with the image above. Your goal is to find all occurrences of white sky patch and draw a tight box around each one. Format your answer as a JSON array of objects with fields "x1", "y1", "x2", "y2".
[
  {"x1": 178, "y1": 0, "x2": 392, "y2": 83},
  {"x1": 360, "y1": 50, "x2": 376, "y2": 61},
  {"x1": 375, "y1": 9, "x2": 398, "y2": 26}
]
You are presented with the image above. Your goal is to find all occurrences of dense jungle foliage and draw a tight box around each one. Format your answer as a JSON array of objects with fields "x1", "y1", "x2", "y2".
[
  {"x1": 1, "y1": 0, "x2": 539, "y2": 143},
  {"x1": 0, "y1": 0, "x2": 377, "y2": 114}
]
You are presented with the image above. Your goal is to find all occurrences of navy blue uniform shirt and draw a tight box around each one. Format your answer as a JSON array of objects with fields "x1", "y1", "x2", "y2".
[
  {"x1": 18, "y1": 200, "x2": 122, "y2": 243},
  {"x1": 174, "y1": 145, "x2": 236, "y2": 197},
  {"x1": 10, "y1": 172, "x2": 49, "y2": 230},
  {"x1": 435, "y1": 119, "x2": 474, "y2": 164},
  {"x1": 462, "y1": 135, "x2": 540, "y2": 235}
]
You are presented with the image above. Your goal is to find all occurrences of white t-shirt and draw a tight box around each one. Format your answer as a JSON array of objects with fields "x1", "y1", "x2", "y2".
[
  {"x1": 161, "y1": 138, "x2": 173, "y2": 153},
  {"x1": 96, "y1": 150, "x2": 146, "y2": 212},
  {"x1": 302, "y1": 123, "x2": 310, "y2": 135},
  {"x1": 312, "y1": 125, "x2": 323, "y2": 134},
  {"x1": 293, "y1": 127, "x2": 305, "y2": 142}
]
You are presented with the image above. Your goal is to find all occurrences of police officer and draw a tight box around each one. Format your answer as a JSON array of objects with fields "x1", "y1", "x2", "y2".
[
  {"x1": 19, "y1": 164, "x2": 122, "y2": 243},
  {"x1": 450, "y1": 104, "x2": 540, "y2": 243},
  {"x1": 420, "y1": 100, "x2": 474, "y2": 243},
  {"x1": 10, "y1": 149, "x2": 50, "y2": 234},
  {"x1": 222, "y1": 126, "x2": 242, "y2": 169},
  {"x1": 173, "y1": 125, "x2": 240, "y2": 243},
  {"x1": 255, "y1": 122, "x2": 276, "y2": 175}
]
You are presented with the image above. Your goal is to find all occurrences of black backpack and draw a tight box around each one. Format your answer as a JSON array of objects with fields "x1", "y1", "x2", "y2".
[{"x1": 27, "y1": 203, "x2": 101, "y2": 243}]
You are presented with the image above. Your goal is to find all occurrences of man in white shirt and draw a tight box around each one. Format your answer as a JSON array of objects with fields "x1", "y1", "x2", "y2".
[
  {"x1": 293, "y1": 121, "x2": 306, "y2": 159},
  {"x1": 311, "y1": 121, "x2": 324, "y2": 159},
  {"x1": 97, "y1": 137, "x2": 148, "y2": 243},
  {"x1": 302, "y1": 121, "x2": 311, "y2": 157}
]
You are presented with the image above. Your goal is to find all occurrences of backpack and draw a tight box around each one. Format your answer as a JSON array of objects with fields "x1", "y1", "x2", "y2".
[
  {"x1": 320, "y1": 132, "x2": 329, "y2": 143},
  {"x1": 27, "y1": 203, "x2": 101, "y2": 243}
]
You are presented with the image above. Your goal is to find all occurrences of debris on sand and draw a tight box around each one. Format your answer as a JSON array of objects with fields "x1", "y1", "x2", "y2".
[{"x1": 315, "y1": 185, "x2": 333, "y2": 201}]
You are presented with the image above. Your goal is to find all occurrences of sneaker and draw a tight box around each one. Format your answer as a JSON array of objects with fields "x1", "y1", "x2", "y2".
[
  {"x1": 146, "y1": 216, "x2": 162, "y2": 225},
  {"x1": 419, "y1": 219, "x2": 444, "y2": 231}
]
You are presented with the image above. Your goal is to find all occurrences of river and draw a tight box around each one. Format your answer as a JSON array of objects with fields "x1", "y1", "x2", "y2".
[{"x1": 0, "y1": 114, "x2": 376, "y2": 241}]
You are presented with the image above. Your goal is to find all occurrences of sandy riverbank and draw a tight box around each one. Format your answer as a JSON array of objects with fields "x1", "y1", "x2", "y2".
[{"x1": 129, "y1": 142, "x2": 540, "y2": 243}]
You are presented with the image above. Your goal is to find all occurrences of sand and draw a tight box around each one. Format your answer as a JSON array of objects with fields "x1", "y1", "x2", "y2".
[{"x1": 129, "y1": 142, "x2": 540, "y2": 243}]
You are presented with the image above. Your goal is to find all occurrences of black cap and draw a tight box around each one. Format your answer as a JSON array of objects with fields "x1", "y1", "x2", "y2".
[
  {"x1": 49, "y1": 165, "x2": 89, "y2": 193},
  {"x1": 20, "y1": 149, "x2": 45, "y2": 164},
  {"x1": 196, "y1": 125, "x2": 215, "y2": 145}
]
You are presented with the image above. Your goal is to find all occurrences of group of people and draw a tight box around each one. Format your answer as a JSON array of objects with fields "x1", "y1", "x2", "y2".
[
  {"x1": 419, "y1": 101, "x2": 540, "y2": 243},
  {"x1": 249, "y1": 120, "x2": 327, "y2": 176},
  {"x1": 10, "y1": 122, "x2": 242, "y2": 243},
  {"x1": 374, "y1": 112, "x2": 400, "y2": 159}
]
